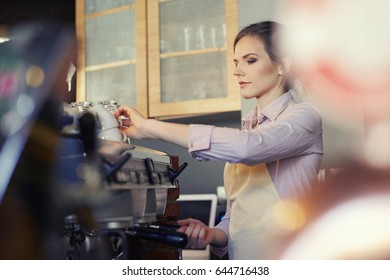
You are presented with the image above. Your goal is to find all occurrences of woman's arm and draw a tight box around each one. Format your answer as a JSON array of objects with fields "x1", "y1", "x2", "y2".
[
  {"x1": 189, "y1": 103, "x2": 322, "y2": 165},
  {"x1": 114, "y1": 105, "x2": 189, "y2": 148}
]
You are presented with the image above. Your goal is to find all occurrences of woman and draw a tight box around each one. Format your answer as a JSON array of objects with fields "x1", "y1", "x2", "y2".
[{"x1": 114, "y1": 21, "x2": 323, "y2": 259}]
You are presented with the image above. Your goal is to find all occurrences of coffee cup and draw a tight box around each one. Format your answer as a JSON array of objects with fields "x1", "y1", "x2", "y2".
[
  {"x1": 87, "y1": 104, "x2": 120, "y2": 131},
  {"x1": 97, "y1": 127, "x2": 128, "y2": 143}
]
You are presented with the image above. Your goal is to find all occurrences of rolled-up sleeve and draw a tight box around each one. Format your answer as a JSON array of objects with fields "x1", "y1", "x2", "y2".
[
  {"x1": 188, "y1": 124, "x2": 215, "y2": 160},
  {"x1": 187, "y1": 103, "x2": 322, "y2": 165}
]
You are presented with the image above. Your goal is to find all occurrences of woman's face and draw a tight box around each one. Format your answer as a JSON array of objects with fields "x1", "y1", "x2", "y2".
[{"x1": 233, "y1": 35, "x2": 282, "y2": 100}]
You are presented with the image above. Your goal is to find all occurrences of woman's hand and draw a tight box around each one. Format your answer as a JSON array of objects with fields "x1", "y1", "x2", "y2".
[
  {"x1": 176, "y1": 218, "x2": 215, "y2": 249},
  {"x1": 114, "y1": 104, "x2": 190, "y2": 148},
  {"x1": 114, "y1": 105, "x2": 149, "y2": 139}
]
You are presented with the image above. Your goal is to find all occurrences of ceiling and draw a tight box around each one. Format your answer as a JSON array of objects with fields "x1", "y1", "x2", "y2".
[
  {"x1": 0, "y1": 0, "x2": 77, "y2": 103},
  {"x1": 0, "y1": 0, "x2": 75, "y2": 26}
]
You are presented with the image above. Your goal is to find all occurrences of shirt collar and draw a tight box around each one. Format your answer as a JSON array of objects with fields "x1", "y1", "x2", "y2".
[{"x1": 242, "y1": 90, "x2": 293, "y2": 129}]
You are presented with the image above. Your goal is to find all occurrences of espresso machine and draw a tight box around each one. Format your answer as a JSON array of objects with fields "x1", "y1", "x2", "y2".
[
  {"x1": 0, "y1": 22, "x2": 188, "y2": 260},
  {"x1": 56, "y1": 101, "x2": 188, "y2": 260}
]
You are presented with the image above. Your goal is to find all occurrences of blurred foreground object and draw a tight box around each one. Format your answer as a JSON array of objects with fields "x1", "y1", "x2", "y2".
[
  {"x1": 278, "y1": 0, "x2": 390, "y2": 123},
  {"x1": 0, "y1": 21, "x2": 75, "y2": 203},
  {"x1": 280, "y1": 163, "x2": 390, "y2": 259},
  {"x1": 278, "y1": 0, "x2": 390, "y2": 168},
  {"x1": 275, "y1": 0, "x2": 390, "y2": 259},
  {"x1": 0, "y1": 21, "x2": 75, "y2": 259}
]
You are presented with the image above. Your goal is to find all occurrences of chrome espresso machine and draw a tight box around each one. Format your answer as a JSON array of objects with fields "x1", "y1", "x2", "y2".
[
  {"x1": 55, "y1": 101, "x2": 188, "y2": 259},
  {"x1": 0, "y1": 22, "x2": 187, "y2": 260}
]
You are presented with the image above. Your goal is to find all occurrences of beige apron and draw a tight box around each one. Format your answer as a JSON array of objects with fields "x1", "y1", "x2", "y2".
[{"x1": 224, "y1": 162, "x2": 282, "y2": 259}]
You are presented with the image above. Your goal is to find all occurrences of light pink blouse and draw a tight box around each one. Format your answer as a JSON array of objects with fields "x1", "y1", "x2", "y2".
[{"x1": 187, "y1": 90, "x2": 323, "y2": 257}]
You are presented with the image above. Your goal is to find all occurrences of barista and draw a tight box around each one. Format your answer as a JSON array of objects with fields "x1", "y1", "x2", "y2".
[{"x1": 115, "y1": 21, "x2": 323, "y2": 259}]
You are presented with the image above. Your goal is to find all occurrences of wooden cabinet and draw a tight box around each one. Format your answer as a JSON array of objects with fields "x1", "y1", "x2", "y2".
[
  {"x1": 76, "y1": 0, "x2": 148, "y2": 115},
  {"x1": 76, "y1": 0, "x2": 239, "y2": 118}
]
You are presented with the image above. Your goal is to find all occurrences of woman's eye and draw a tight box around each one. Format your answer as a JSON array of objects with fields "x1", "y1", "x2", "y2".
[{"x1": 247, "y1": 59, "x2": 257, "y2": 64}]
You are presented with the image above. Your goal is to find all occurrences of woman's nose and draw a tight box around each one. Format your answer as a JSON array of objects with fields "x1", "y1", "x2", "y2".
[{"x1": 234, "y1": 66, "x2": 244, "y2": 76}]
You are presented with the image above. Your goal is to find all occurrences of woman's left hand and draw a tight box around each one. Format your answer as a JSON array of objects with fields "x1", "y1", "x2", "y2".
[{"x1": 176, "y1": 218, "x2": 213, "y2": 249}]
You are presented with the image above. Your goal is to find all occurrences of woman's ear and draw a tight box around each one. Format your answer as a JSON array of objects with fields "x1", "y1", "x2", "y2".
[
  {"x1": 278, "y1": 66, "x2": 284, "y2": 76},
  {"x1": 280, "y1": 57, "x2": 292, "y2": 75}
]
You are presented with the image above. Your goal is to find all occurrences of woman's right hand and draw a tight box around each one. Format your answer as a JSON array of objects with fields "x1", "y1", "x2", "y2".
[
  {"x1": 114, "y1": 105, "x2": 148, "y2": 139},
  {"x1": 114, "y1": 104, "x2": 190, "y2": 148}
]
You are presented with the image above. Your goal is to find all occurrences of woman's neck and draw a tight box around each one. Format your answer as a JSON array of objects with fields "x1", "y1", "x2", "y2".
[{"x1": 256, "y1": 82, "x2": 286, "y2": 116}]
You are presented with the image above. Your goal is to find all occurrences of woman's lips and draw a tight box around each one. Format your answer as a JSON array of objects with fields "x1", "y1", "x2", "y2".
[{"x1": 239, "y1": 81, "x2": 250, "y2": 88}]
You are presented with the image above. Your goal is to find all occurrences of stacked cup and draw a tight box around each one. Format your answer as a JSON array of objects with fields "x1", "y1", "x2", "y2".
[{"x1": 87, "y1": 104, "x2": 128, "y2": 143}]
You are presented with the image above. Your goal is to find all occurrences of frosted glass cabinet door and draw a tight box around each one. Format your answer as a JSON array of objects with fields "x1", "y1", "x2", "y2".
[
  {"x1": 86, "y1": 65, "x2": 137, "y2": 107},
  {"x1": 159, "y1": 0, "x2": 226, "y2": 53},
  {"x1": 148, "y1": 0, "x2": 240, "y2": 118},
  {"x1": 76, "y1": 0, "x2": 147, "y2": 115},
  {"x1": 160, "y1": 53, "x2": 227, "y2": 102},
  {"x1": 85, "y1": 9, "x2": 135, "y2": 66}
]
